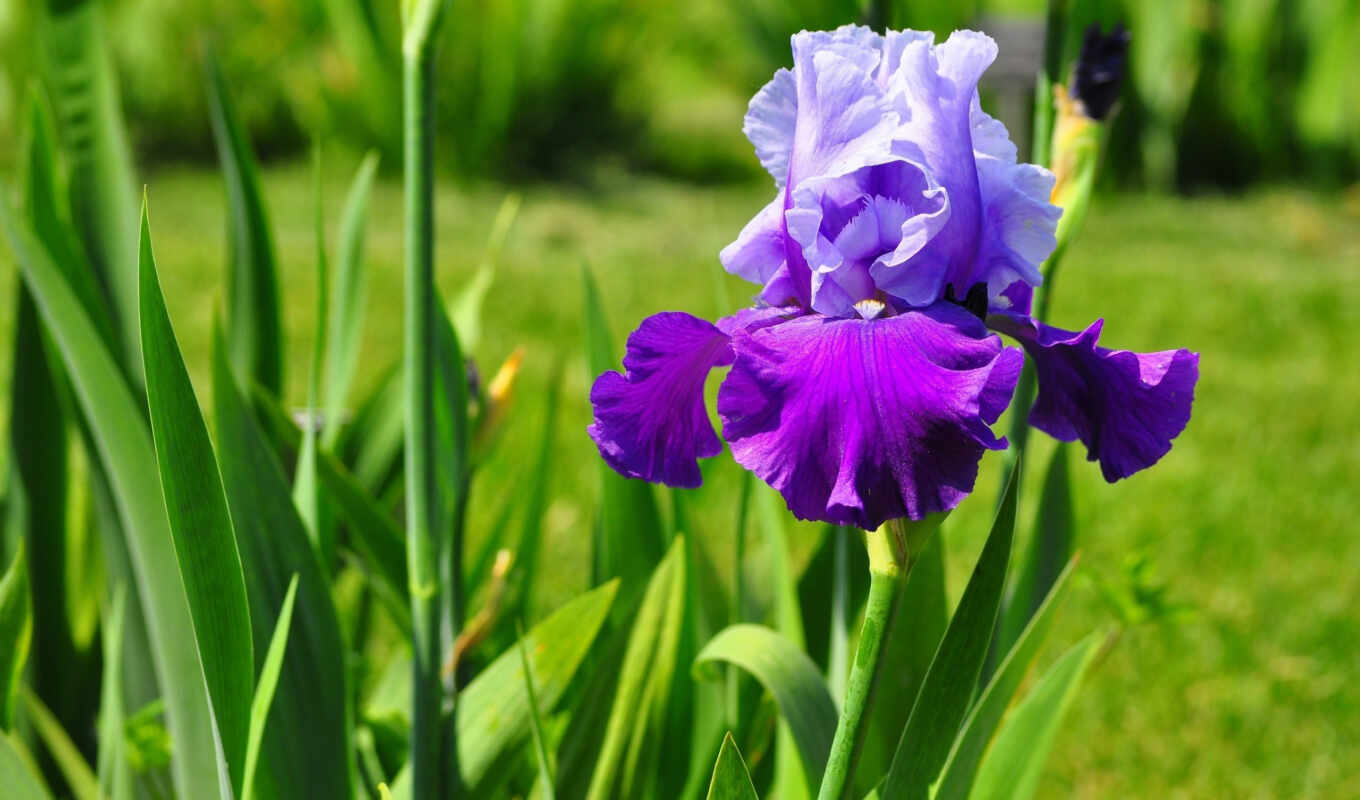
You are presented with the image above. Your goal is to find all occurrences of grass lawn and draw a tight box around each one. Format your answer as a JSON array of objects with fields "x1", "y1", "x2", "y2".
[{"x1": 3, "y1": 163, "x2": 1358, "y2": 798}]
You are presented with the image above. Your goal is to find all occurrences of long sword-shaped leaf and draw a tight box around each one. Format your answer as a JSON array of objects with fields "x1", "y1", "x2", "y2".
[
  {"x1": 241, "y1": 576, "x2": 299, "y2": 800},
  {"x1": 40, "y1": 0, "x2": 141, "y2": 378},
  {"x1": 450, "y1": 192, "x2": 521, "y2": 351},
  {"x1": 518, "y1": 622, "x2": 557, "y2": 800},
  {"x1": 295, "y1": 146, "x2": 331, "y2": 560},
  {"x1": 389, "y1": 580, "x2": 620, "y2": 797},
  {"x1": 934, "y1": 556, "x2": 1080, "y2": 800},
  {"x1": 139, "y1": 205, "x2": 255, "y2": 795},
  {"x1": 0, "y1": 732, "x2": 52, "y2": 800},
  {"x1": 695, "y1": 624, "x2": 840, "y2": 793},
  {"x1": 880, "y1": 462, "x2": 1020, "y2": 800},
  {"x1": 205, "y1": 50, "x2": 284, "y2": 396},
  {"x1": 322, "y1": 150, "x2": 380, "y2": 446},
  {"x1": 213, "y1": 326, "x2": 355, "y2": 800},
  {"x1": 19, "y1": 688, "x2": 97, "y2": 800},
  {"x1": 705, "y1": 733, "x2": 758, "y2": 800},
  {"x1": 96, "y1": 587, "x2": 132, "y2": 800},
  {"x1": 966, "y1": 633, "x2": 1102, "y2": 800},
  {"x1": 0, "y1": 543, "x2": 31, "y2": 730},
  {"x1": 1, "y1": 194, "x2": 220, "y2": 796}
]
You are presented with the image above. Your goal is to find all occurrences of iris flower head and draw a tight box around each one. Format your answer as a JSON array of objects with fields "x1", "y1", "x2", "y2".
[{"x1": 589, "y1": 26, "x2": 1198, "y2": 530}]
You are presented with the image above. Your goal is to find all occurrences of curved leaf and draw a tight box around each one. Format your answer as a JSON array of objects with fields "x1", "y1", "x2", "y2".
[{"x1": 695, "y1": 623, "x2": 839, "y2": 794}]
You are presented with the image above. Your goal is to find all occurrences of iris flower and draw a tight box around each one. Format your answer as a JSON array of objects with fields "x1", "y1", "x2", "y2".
[{"x1": 589, "y1": 26, "x2": 1198, "y2": 530}]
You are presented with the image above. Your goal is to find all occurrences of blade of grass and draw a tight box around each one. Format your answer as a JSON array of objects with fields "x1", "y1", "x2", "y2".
[
  {"x1": 205, "y1": 49, "x2": 284, "y2": 396},
  {"x1": 1, "y1": 194, "x2": 220, "y2": 796},
  {"x1": 322, "y1": 150, "x2": 381, "y2": 446},
  {"x1": 450, "y1": 192, "x2": 521, "y2": 351},
  {"x1": 295, "y1": 144, "x2": 331, "y2": 562},
  {"x1": 705, "y1": 733, "x2": 758, "y2": 800},
  {"x1": 96, "y1": 586, "x2": 132, "y2": 800},
  {"x1": 139, "y1": 202, "x2": 255, "y2": 796},
  {"x1": 695, "y1": 624, "x2": 839, "y2": 796},
  {"x1": 0, "y1": 731, "x2": 53, "y2": 800},
  {"x1": 0, "y1": 543, "x2": 31, "y2": 730},
  {"x1": 880, "y1": 462, "x2": 1021, "y2": 800},
  {"x1": 19, "y1": 688, "x2": 97, "y2": 800},
  {"x1": 933, "y1": 556, "x2": 1079, "y2": 800},
  {"x1": 213, "y1": 326, "x2": 356, "y2": 800},
  {"x1": 517, "y1": 621, "x2": 556, "y2": 800},
  {"x1": 241, "y1": 575, "x2": 299, "y2": 800}
]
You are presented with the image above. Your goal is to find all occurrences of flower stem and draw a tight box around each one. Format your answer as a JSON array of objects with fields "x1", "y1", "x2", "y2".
[
  {"x1": 817, "y1": 519, "x2": 931, "y2": 800},
  {"x1": 403, "y1": 2, "x2": 446, "y2": 796}
]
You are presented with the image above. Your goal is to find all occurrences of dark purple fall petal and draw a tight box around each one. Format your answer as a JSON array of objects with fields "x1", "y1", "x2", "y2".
[
  {"x1": 989, "y1": 314, "x2": 1199, "y2": 481},
  {"x1": 588, "y1": 312, "x2": 734, "y2": 488},
  {"x1": 717, "y1": 303, "x2": 1021, "y2": 528}
]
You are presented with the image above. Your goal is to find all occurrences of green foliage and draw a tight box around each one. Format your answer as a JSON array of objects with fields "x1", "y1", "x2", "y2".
[
  {"x1": 0, "y1": 731, "x2": 52, "y2": 800},
  {"x1": 706, "y1": 733, "x2": 759, "y2": 800},
  {"x1": 0, "y1": 543, "x2": 31, "y2": 730}
]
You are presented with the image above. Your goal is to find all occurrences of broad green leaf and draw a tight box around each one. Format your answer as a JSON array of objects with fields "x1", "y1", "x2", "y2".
[
  {"x1": 518, "y1": 623, "x2": 557, "y2": 800},
  {"x1": 582, "y1": 266, "x2": 665, "y2": 612},
  {"x1": 139, "y1": 205, "x2": 254, "y2": 794},
  {"x1": 967, "y1": 634, "x2": 1102, "y2": 800},
  {"x1": 933, "y1": 557, "x2": 1079, "y2": 800},
  {"x1": 0, "y1": 543, "x2": 31, "y2": 730},
  {"x1": 450, "y1": 192, "x2": 521, "y2": 351},
  {"x1": 322, "y1": 150, "x2": 381, "y2": 446},
  {"x1": 995, "y1": 444, "x2": 1075, "y2": 665},
  {"x1": 586, "y1": 538, "x2": 687, "y2": 800},
  {"x1": 881, "y1": 463, "x2": 1020, "y2": 800},
  {"x1": 247, "y1": 384, "x2": 409, "y2": 632},
  {"x1": 96, "y1": 587, "x2": 132, "y2": 800},
  {"x1": 19, "y1": 688, "x2": 97, "y2": 800},
  {"x1": 1, "y1": 195, "x2": 219, "y2": 796},
  {"x1": 389, "y1": 580, "x2": 619, "y2": 796},
  {"x1": 0, "y1": 732, "x2": 52, "y2": 800},
  {"x1": 205, "y1": 50, "x2": 284, "y2": 395},
  {"x1": 212, "y1": 327, "x2": 355, "y2": 800},
  {"x1": 39, "y1": 0, "x2": 141, "y2": 379},
  {"x1": 705, "y1": 733, "x2": 758, "y2": 800},
  {"x1": 694, "y1": 624, "x2": 839, "y2": 794},
  {"x1": 241, "y1": 576, "x2": 299, "y2": 800}
]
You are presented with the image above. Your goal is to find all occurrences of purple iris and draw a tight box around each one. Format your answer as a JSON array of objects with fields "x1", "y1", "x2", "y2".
[{"x1": 589, "y1": 26, "x2": 1198, "y2": 530}]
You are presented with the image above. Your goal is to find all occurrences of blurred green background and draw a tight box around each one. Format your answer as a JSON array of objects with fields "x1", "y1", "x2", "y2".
[{"x1": 1, "y1": 0, "x2": 1358, "y2": 797}]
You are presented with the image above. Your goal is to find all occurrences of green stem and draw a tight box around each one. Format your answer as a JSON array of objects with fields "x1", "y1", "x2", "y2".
[
  {"x1": 817, "y1": 519, "x2": 926, "y2": 800},
  {"x1": 404, "y1": 22, "x2": 444, "y2": 800}
]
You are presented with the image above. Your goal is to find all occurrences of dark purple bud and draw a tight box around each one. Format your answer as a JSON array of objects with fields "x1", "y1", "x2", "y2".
[{"x1": 1072, "y1": 23, "x2": 1130, "y2": 121}]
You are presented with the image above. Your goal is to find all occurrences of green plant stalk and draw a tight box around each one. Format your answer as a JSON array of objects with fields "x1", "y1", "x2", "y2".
[
  {"x1": 817, "y1": 518, "x2": 933, "y2": 800},
  {"x1": 403, "y1": 2, "x2": 448, "y2": 796}
]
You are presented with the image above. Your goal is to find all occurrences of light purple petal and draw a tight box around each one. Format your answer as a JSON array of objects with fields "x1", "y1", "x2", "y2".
[
  {"x1": 718, "y1": 303, "x2": 1021, "y2": 528},
  {"x1": 719, "y1": 193, "x2": 787, "y2": 288},
  {"x1": 588, "y1": 312, "x2": 734, "y2": 488},
  {"x1": 989, "y1": 314, "x2": 1199, "y2": 481},
  {"x1": 745, "y1": 68, "x2": 798, "y2": 186}
]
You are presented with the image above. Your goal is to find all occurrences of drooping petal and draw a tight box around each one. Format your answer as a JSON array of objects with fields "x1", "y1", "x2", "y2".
[
  {"x1": 719, "y1": 193, "x2": 787, "y2": 289},
  {"x1": 989, "y1": 314, "x2": 1199, "y2": 481},
  {"x1": 588, "y1": 312, "x2": 734, "y2": 488},
  {"x1": 718, "y1": 303, "x2": 1021, "y2": 528}
]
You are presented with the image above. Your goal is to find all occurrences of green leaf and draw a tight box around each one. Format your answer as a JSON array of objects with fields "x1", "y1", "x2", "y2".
[
  {"x1": 1, "y1": 193, "x2": 220, "y2": 797},
  {"x1": 0, "y1": 543, "x2": 32, "y2": 730},
  {"x1": 96, "y1": 587, "x2": 132, "y2": 800},
  {"x1": 694, "y1": 624, "x2": 839, "y2": 794},
  {"x1": 39, "y1": 0, "x2": 142, "y2": 378},
  {"x1": 139, "y1": 204, "x2": 255, "y2": 795},
  {"x1": 450, "y1": 192, "x2": 521, "y2": 351},
  {"x1": 966, "y1": 634, "x2": 1102, "y2": 800},
  {"x1": 705, "y1": 733, "x2": 758, "y2": 800},
  {"x1": 582, "y1": 266, "x2": 665, "y2": 612},
  {"x1": 881, "y1": 462, "x2": 1021, "y2": 800},
  {"x1": 585, "y1": 538, "x2": 687, "y2": 800},
  {"x1": 241, "y1": 576, "x2": 299, "y2": 800},
  {"x1": 389, "y1": 580, "x2": 619, "y2": 797},
  {"x1": 933, "y1": 556, "x2": 1079, "y2": 800},
  {"x1": 212, "y1": 326, "x2": 356, "y2": 800},
  {"x1": 205, "y1": 49, "x2": 284, "y2": 396},
  {"x1": 0, "y1": 732, "x2": 52, "y2": 800},
  {"x1": 994, "y1": 444, "x2": 1075, "y2": 665},
  {"x1": 294, "y1": 145, "x2": 331, "y2": 560},
  {"x1": 342, "y1": 367, "x2": 405, "y2": 495},
  {"x1": 518, "y1": 622, "x2": 557, "y2": 800},
  {"x1": 19, "y1": 688, "x2": 97, "y2": 800},
  {"x1": 322, "y1": 150, "x2": 381, "y2": 446}
]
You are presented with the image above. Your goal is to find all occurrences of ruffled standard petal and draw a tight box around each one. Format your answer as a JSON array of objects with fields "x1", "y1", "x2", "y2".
[
  {"x1": 718, "y1": 303, "x2": 1021, "y2": 528},
  {"x1": 989, "y1": 314, "x2": 1199, "y2": 481},
  {"x1": 589, "y1": 312, "x2": 734, "y2": 488}
]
